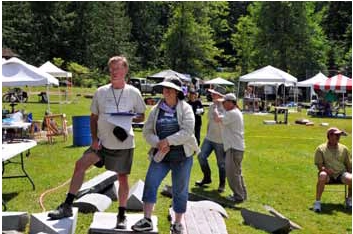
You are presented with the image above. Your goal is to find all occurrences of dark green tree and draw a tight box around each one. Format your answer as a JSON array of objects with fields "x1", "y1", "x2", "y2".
[
  {"x1": 126, "y1": 2, "x2": 170, "y2": 70},
  {"x1": 321, "y1": 1, "x2": 352, "y2": 76},
  {"x1": 2, "y1": 2, "x2": 35, "y2": 62},
  {"x1": 232, "y1": 2, "x2": 329, "y2": 79},
  {"x1": 83, "y1": 2, "x2": 136, "y2": 71},
  {"x1": 161, "y1": 2, "x2": 220, "y2": 76}
]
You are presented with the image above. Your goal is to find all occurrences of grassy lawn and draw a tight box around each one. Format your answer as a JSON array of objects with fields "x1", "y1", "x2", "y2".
[{"x1": 2, "y1": 87, "x2": 352, "y2": 234}]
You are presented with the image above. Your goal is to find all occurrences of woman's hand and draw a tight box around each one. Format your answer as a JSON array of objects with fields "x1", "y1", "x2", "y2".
[{"x1": 157, "y1": 139, "x2": 170, "y2": 154}]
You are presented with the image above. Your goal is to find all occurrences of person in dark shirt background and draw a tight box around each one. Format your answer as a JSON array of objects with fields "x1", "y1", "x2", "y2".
[{"x1": 187, "y1": 88, "x2": 204, "y2": 145}]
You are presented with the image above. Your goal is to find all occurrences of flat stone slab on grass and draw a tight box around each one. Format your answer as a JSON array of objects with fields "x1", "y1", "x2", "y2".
[
  {"x1": 77, "y1": 171, "x2": 118, "y2": 198},
  {"x1": 89, "y1": 212, "x2": 158, "y2": 234},
  {"x1": 73, "y1": 193, "x2": 112, "y2": 213},
  {"x1": 2, "y1": 211, "x2": 29, "y2": 231},
  {"x1": 29, "y1": 207, "x2": 78, "y2": 234}
]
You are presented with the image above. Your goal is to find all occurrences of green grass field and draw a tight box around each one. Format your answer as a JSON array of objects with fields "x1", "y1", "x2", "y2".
[{"x1": 2, "y1": 88, "x2": 352, "y2": 234}]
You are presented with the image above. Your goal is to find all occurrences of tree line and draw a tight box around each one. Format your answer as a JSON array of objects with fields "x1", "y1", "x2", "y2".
[{"x1": 2, "y1": 1, "x2": 352, "y2": 87}]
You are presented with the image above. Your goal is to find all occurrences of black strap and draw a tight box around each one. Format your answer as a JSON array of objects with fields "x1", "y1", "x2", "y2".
[{"x1": 111, "y1": 85, "x2": 124, "y2": 112}]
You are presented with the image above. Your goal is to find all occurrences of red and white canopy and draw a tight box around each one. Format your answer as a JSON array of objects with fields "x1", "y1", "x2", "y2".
[{"x1": 313, "y1": 74, "x2": 352, "y2": 92}]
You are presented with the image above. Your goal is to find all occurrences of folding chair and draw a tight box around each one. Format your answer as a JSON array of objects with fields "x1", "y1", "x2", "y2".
[
  {"x1": 44, "y1": 114, "x2": 68, "y2": 144},
  {"x1": 326, "y1": 180, "x2": 349, "y2": 202}
]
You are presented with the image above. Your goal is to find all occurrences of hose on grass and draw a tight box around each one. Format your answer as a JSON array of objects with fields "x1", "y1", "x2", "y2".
[
  {"x1": 39, "y1": 178, "x2": 71, "y2": 212},
  {"x1": 39, "y1": 167, "x2": 95, "y2": 212}
]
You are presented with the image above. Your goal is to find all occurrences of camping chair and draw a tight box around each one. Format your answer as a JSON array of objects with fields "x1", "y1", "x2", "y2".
[{"x1": 44, "y1": 114, "x2": 68, "y2": 144}]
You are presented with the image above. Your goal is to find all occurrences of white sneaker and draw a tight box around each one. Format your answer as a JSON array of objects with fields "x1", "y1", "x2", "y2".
[
  {"x1": 313, "y1": 201, "x2": 321, "y2": 212},
  {"x1": 345, "y1": 197, "x2": 352, "y2": 209}
]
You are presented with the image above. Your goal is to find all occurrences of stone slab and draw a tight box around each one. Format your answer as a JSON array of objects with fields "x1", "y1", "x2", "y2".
[
  {"x1": 73, "y1": 193, "x2": 112, "y2": 213},
  {"x1": 103, "y1": 181, "x2": 120, "y2": 201},
  {"x1": 2, "y1": 211, "x2": 29, "y2": 231},
  {"x1": 78, "y1": 171, "x2": 117, "y2": 198},
  {"x1": 89, "y1": 212, "x2": 158, "y2": 234},
  {"x1": 241, "y1": 208, "x2": 290, "y2": 233},
  {"x1": 29, "y1": 207, "x2": 78, "y2": 234},
  {"x1": 127, "y1": 180, "x2": 144, "y2": 211}
]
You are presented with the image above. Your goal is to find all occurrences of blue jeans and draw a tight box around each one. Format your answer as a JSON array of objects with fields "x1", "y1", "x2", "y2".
[
  {"x1": 142, "y1": 156, "x2": 193, "y2": 213},
  {"x1": 197, "y1": 138, "x2": 226, "y2": 185}
]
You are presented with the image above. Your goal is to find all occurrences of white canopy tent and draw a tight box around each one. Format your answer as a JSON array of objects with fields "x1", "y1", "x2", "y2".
[
  {"x1": 2, "y1": 57, "x2": 59, "y2": 111},
  {"x1": 2, "y1": 58, "x2": 59, "y2": 86},
  {"x1": 39, "y1": 61, "x2": 72, "y2": 78},
  {"x1": 239, "y1": 65, "x2": 297, "y2": 84},
  {"x1": 297, "y1": 72, "x2": 328, "y2": 102},
  {"x1": 238, "y1": 65, "x2": 298, "y2": 108},
  {"x1": 148, "y1": 69, "x2": 191, "y2": 82},
  {"x1": 204, "y1": 77, "x2": 235, "y2": 86},
  {"x1": 39, "y1": 61, "x2": 72, "y2": 102}
]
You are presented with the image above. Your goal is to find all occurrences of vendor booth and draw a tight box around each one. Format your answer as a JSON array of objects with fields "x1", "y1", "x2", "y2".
[{"x1": 238, "y1": 65, "x2": 298, "y2": 112}]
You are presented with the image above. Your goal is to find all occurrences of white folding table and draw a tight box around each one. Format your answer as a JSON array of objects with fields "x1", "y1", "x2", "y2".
[{"x1": 2, "y1": 139, "x2": 37, "y2": 210}]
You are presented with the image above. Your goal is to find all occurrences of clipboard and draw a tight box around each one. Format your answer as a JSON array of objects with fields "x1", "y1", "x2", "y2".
[{"x1": 106, "y1": 112, "x2": 136, "y2": 116}]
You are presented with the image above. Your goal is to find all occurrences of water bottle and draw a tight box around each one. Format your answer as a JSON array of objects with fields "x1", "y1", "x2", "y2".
[{"x1": 153, "y1": 150, "x2": 167, "y2": 163}]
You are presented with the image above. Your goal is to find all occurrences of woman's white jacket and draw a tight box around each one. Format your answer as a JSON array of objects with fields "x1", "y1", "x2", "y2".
[{"x1": 143, "y1": 99, "x2": 200, "y2": 157}]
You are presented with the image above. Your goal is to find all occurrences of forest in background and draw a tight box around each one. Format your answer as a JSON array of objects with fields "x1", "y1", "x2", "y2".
[{"x1": 2, "y1": 1, "x2": 352, "y2": 87}]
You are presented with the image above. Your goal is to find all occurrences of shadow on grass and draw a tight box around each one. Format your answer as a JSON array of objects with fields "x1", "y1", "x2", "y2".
[
  {"x1": 309, "y1": 202, "x2": 351, "y2": 215},
  {"x1": 190, "y1": 187, "x2": 242, "y2": 210},
  {"x1": 321, "y1": 203, "x2": 351, "y2": 214},
  {"x1": 3, "y1": 192, "x2": 19, "y2": 203}
]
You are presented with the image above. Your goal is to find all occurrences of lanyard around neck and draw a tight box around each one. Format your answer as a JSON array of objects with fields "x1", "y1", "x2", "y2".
[{"x1": 111, "y1": 85, "x2": 124, "y2": 112}]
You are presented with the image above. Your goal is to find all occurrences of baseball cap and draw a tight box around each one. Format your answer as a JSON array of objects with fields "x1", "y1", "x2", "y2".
[
  {"x1": 218, "y1": 93, "x2": 237, "y2": 102},
  {"x1": 327, "y1": 127, "x2": 346, "y2": 136}
]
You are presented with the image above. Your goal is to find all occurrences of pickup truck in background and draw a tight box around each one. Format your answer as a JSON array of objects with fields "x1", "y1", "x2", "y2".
[{"x1": 129, "y1": 77, "x2": 156, "y2": 95}]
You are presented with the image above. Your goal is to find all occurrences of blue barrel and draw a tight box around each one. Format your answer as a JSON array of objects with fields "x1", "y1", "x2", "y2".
[{"x1": 72, "y1": 116, "x2": 91, "y2": 146}]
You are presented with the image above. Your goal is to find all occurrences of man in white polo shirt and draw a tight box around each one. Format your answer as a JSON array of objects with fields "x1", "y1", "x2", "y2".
[{"x1": 48, "y1": 56, "x2": 146, "y2": 230}]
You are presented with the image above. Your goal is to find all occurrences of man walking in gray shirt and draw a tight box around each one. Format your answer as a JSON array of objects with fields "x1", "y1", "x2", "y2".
[{"x1": 214, "y1": 93, "x2": 247, "y2": 202}]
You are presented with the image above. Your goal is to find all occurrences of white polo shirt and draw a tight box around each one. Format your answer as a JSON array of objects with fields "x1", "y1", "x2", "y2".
[{"x1": 90, "y1": 83, "x2": 146, "y2": 149}]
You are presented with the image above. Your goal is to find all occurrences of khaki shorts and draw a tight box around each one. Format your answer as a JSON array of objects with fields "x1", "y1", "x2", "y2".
[{"x1": 85, "y1": 146, "x2": 134, "y2": 174}]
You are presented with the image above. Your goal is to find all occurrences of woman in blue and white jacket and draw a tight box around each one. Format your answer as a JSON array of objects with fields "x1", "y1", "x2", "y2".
[{"x1": 132, "y1": 76, "x2": 199, "y2": 234}]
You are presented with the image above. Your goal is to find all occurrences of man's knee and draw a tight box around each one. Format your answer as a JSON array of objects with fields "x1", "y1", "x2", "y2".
[
  {"x1": 342, "y1": 172, "x2": 352, "y2": 185},
  {"x1": 74, "y1": 152, "x2": 97, "y2": 172},
  {"x1": 318, "y1": 171, "x2": 329, "y2": 182}
]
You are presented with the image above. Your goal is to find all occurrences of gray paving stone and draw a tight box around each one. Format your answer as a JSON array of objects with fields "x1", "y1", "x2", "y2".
[
  {"x1": 78, "y1": 171, "x2": 118, "y2": 198},
  {"x1": 126, "y1": 180, "x2": 144, "y2": 211},
  {"x1": 2, "y1": 211, "x2": 29, "y2": 231},
  {"x1": 89, "y1": 212, "x2": 158, "y2": 234},
  {"x1": 73, "y1": 193, "x2": 112, "y2": 213},
  {"x1": 29, "y1": 207, "x2": 78, "y2": 234}
]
